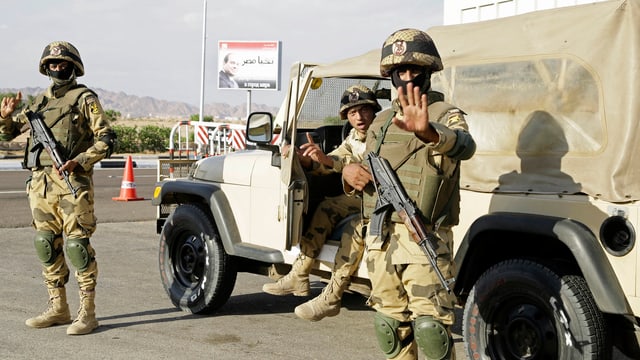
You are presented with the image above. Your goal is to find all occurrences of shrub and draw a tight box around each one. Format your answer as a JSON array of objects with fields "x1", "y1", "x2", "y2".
[
  {"x1": 138, "y1": 125, "x2": 172, "y2": 153},
  {"x1": 112, "y1": 124, "x2": 171, "y2": 154},
  {"x1": 112, "y1": 125, "x2": 141, "y2": 153}
]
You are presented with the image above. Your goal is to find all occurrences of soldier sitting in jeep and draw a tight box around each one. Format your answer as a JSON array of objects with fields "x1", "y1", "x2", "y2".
[{"x1": 263, "y1": 85, "x2": 381, "y2": 322}]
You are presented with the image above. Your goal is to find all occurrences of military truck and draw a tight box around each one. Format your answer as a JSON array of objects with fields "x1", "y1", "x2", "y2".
[{"x1": 152, "y1": 0, "x2": 640, "y2": 358}]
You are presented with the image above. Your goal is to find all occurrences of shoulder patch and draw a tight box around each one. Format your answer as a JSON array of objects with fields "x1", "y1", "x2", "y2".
[
  {"x1": 83, "y1": 94, "x2": 102, "y2": 115},
  {"x1": 90, "y1": 102, "x2": 100, "y2": 115},
  {"x1": 445, "y1": 110, "x2": 465, "y2": 125}
]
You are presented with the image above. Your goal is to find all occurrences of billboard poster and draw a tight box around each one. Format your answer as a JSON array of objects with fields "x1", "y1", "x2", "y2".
[{"x1": 217, "y1": 40, "x2": 280, "y2": 90}]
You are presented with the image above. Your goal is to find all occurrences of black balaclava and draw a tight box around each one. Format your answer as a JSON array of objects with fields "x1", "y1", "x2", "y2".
[
  {"x1": 391, "y1": 65, "x2": 431, "y2": 96},
  {"x1": 47, "y1": 62, "x2": 76, "y2": 87}
]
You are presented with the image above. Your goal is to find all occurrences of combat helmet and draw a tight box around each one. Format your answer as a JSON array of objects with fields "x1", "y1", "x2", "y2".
[
  {"x1": 39, "y1": 41, "x2": 84, "y2": 77},
  {"x1": 339, "y1": 85, "x2": 382, "y2": 119},
  {"x1": 380, "y1": 28, "x2": 442, "y2": 77}
]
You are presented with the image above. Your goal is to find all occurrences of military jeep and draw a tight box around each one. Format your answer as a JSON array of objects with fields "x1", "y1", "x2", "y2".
[{"x1": 153, "y1": 1, "x2": 640, "y2": 358}]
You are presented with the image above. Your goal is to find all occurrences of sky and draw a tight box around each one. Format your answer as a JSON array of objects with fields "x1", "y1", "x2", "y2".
[{"x1": 1, "y1": 0, "x2": 444, "y2": 108}]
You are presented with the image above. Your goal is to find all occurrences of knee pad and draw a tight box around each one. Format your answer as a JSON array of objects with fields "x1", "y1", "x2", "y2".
[
  {"x1": 413, "y1": 316, "x2": 452, "y2": 360},
  {"x1": 374, "y1": 312, "x2": 413, "y2": 359},
  {"x1": 34, "y1": 231, "x2": 61, "y2": 266},
  {"x1": 65, "y1": 238, "x2": 92, "y2": 272}
]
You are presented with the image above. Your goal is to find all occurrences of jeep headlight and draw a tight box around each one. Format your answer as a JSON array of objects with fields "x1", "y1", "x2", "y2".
[{"x1": 599, "y1": 215, "x2": 635, "y2": 256}]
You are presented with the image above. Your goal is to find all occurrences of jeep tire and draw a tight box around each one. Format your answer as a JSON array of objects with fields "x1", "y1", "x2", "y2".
[
  {"x1": 159, "y1": 204, "x2": 237, "y2": 314},
  {"x1": 463, "y1": 259, "x2": 610, "y2": 360}
]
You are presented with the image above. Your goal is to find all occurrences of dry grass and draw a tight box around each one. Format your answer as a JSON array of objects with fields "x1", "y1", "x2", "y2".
[{"x1": 114, "y1": 117, "x2": 183, "y2": 129}]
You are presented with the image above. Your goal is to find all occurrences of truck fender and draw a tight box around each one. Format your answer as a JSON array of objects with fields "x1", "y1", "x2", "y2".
[
  {"x1": 153, "y1": 180, "x2": 283, "y2": 264},
  {"x1": 455, "y1": 211, "x2": 632, "y2": 315}
]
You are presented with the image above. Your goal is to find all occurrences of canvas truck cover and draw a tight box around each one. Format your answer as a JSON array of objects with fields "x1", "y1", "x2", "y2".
[{"x1": 311, "y1": 0, "x2": 639, "y2": 203}]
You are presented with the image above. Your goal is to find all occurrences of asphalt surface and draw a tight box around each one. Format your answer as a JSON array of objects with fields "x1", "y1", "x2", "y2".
[
  {"x1": 0, "y1": 156, "x2": 635, "y2": 359},
  {"x1": 0, "y1": 158, "x2": 467, "y2": 360}
]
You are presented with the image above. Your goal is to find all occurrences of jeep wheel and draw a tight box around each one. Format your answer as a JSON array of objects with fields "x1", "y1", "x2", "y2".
[
  {"x1": 463, "y1": 259, "x2": 609, "y2": 360},
  {"x1": 159, "y1": 204, "x2": 237, "y2": 314}
]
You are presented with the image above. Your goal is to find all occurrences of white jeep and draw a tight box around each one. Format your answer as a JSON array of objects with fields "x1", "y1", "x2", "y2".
[{"x1": 152, "y1": 1, "x2": 640, "y2": 358}]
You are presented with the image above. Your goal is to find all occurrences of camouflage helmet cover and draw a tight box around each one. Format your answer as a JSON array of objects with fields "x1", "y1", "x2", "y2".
[
  {"x1": 339, "y1": 85, "x2": 382, "y2": 119},
  {"x1": 380, "y1": 28, "x2": 443, "y2": 77},
  {"x1": 39, "y1": 41, "x2": 84, "y2": 77}
]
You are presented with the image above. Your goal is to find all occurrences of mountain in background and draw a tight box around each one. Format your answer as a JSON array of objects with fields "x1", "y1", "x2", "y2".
[{"x1": 1, "y1": 87, "x2": 280, "y2": 120}]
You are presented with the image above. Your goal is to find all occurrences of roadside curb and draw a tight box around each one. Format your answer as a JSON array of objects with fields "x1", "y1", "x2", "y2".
[{"x1": 0, "y1": 155, "x2": 162, "y2": 170}]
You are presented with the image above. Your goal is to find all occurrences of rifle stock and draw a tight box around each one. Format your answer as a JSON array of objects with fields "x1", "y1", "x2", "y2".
[
  {"x1": 26, "y1": 110, "x2": 79, "y2": 198},
  {"x1": 367, "y1": 152, "x2": 452, "y2": 293}
]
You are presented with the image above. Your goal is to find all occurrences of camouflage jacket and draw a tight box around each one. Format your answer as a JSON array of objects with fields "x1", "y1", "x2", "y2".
[
  {"x1": 309, "y1": 127, "x2": 367, "y2": 175},
  {"x1": 0, "y1": 81, "x2": 114, "y2": 172}
]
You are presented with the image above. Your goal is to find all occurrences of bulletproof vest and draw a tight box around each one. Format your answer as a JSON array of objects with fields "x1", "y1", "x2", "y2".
[
  {"x1": 23, "y1": 85, "x2": 95, "y2": 168},
  {"x1": 363, "y1": 100, "x2": 461, "y2": 227}
]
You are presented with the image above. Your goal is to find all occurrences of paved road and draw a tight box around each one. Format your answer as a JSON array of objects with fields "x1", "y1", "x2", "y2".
[
  {"x1": 3, "y1": 222, "x2": 415, "y2": 360},
  {"x1": 0, "y1": 160, "x2": 158, "y2": 228},
  {"x1": 1, "y1": 160, "x2": 633, "y2": 359},
  {"x1": 0, "y1": 161, "x2": 466, "y2": 360}
]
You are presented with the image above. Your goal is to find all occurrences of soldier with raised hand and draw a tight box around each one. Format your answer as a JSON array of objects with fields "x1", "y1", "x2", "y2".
[
  {"x1": 0, "y1": 91, "x2": 22, "y2": 140},
  {"x1": 0, "y1": 41, "x2": 117, "y2": 335},
  {"x1": 342, "y1": 29, "x2": 476, "y2": 360},
  {"x1": 263, "y1": 85, "x2": 381, "y2": 321}
]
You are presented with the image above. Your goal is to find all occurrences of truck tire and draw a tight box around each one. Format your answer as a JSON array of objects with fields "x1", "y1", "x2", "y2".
[
  {"x1": 463, "y1": 259, "x2": 609, "y2": 360},
  {"x1": 159, "y1": 203, "x2": 237, "y2": 314}
]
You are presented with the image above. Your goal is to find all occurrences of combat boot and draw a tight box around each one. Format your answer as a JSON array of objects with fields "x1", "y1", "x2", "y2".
[
  {"x1": 67, "y1": 290, "x2": 98, "y2": 335},
  {"x1": 262, "y1": 254, "x2": 314, "y2": 296},
  {"x1": 294, "y1": 272, "x2": 350, "y2": 321},
  {"x1": 25, "y1": 287, "x2": 72, "y2": 328}
]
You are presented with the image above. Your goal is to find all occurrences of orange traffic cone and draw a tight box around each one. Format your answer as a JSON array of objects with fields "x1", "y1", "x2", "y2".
[{"x1": 112, "y1": 156, "x2": 144, "y2": 201}]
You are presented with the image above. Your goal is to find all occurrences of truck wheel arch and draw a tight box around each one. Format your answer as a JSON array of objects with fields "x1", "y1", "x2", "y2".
[
  {"x1": 155, "y1": 180, "x2": 284, "y2": 264},
  {"x1": 455, "y1": 212, "x2": 632, "y2": 315},
  {"x1": 154, "y1": 181, "x2": 240, "y2": 255}
]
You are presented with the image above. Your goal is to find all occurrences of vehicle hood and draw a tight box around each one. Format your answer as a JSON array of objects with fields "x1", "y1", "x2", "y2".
[{"x1": 191, "y1": 150, "x2": 271, "y2": 186}]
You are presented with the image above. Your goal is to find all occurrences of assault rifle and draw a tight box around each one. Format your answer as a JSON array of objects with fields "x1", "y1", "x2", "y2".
[
  {"x1": 26, "y1": 110, "x2": 79, "y2": 198},
  {"x1": 366, "y1": 152, "x2": 452, "y2": 293}
]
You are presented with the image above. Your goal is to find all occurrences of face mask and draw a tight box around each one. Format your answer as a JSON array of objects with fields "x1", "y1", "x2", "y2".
[
  {"x1": 391, "y1": 66, "x2": 431, "y2": 95},
  {"x1": 48, "y1": 67, "x2": 74, "y2": 81}
]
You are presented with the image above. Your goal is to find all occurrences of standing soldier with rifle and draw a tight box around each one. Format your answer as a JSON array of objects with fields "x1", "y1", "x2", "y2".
[
  {"x1": 342, "y1": 29, "x2": 476, "y2": 360},
  {"x1": 0, "y1": 41, "x2": 116, "y2": 336}
]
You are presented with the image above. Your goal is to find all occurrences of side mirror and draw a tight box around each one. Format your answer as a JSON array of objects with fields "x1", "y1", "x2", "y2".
[{"x1": 246, "y1": 112, "x2": 273, "y2": 144}]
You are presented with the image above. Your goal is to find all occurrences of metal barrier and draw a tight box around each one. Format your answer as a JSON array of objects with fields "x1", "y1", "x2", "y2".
[
  {"x1": 167, "y1": 120, "x2": 281, "y2": 160},
  {"x1": 167, "y1": 120, "x2": 247, "y2": 160}
]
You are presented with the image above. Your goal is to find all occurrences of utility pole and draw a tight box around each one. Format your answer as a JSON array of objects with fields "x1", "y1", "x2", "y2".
[{"x1": 198, "y1": 0, "x2": 207, "y2": 122}]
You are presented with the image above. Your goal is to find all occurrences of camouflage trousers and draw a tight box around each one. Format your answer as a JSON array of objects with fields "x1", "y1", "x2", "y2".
[
  {"x1": 299, "y1": 194, "x2": 361, "y2": 258},
  {"x1": 365, "y1": 223, "x2": 458, "y2": 360},
  {"x1": 331, "y1": 216, "x2": 365, "y2": 279},
  {"x1": 28, "y1": 168, "x2": 98, "y2": 291}
]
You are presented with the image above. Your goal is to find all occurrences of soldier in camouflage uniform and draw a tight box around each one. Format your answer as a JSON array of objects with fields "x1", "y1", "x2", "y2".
[
  {"x1": 342, "y1": 29, "x2": 476, "y2": 359},
  {"x1": 0, "y1": 41, "x2": 116, "y2": 336},
  {"x1": 263, "y1": 85, "x2": 381, "y2": 321}
]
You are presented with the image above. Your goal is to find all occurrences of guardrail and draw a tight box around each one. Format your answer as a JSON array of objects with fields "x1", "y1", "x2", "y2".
[
  {"x1": 168, "y1": 120, "x2": 242, "y2": 160},
  {"x1": 167, "y1": 120, "x2": 280, "y2": 159}
]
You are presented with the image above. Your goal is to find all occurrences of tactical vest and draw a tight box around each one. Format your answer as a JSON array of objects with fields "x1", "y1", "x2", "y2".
[
  {"x1": 362, "y1": 100, "x2": 462, "y2": 227},
  {"x1": 23, "y1": 85, "x2": 95, "y2": 169}
]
